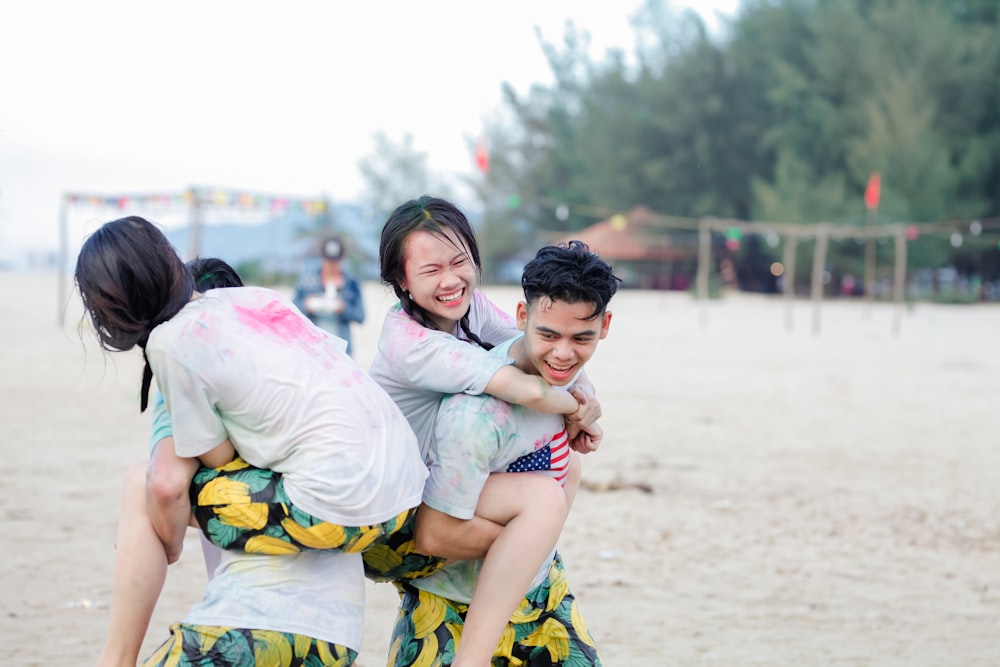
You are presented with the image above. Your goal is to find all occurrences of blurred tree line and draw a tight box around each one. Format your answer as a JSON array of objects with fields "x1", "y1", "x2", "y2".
[{"x1": 463, "y1": 0, "x2": 999, "y2": 295}]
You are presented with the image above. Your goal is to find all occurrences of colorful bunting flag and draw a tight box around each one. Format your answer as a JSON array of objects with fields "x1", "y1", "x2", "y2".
[{"x1": 64, "y1": 188, "x2": 329, "y2": 215}]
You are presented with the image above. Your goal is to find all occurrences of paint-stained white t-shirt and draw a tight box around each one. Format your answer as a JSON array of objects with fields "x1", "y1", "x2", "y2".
[
  {"x1": 369, "y1": 289, "x2": 518, "y2": 459},
  {"x1": 146, "y1": 286, "x2": 427, "y2": 526},
  {"x1": 146, "y1": 361, "x2": 365, "y2": 651}
]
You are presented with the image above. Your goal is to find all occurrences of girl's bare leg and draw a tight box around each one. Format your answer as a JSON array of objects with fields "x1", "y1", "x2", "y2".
[
  {"x1": 455, "y1": 472, "x2": 568, "y2": 667},
  {"x1": 96, "y1": 464, "x2": 169, "y2": 667}
]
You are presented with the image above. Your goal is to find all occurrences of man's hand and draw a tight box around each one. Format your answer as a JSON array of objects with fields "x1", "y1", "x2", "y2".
[
  {"x1": 565, "y1": 386, "x2": 602, "y2": 453},
  {"x1": 568, "y1": 421, "x2": 603, "y2": 454}
]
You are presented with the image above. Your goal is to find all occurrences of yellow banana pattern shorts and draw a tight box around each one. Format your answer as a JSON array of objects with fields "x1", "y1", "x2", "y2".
[
  {"x1": 190, "y1": 457, "x2": 430, "y2": 564},
  {"x1": 361, "y1": 507, "x2": 449, "y2": 583},
  {"x1": 388, "y1": 553, "x2": 602, "y2": 667},
  {"x1": 142, "y1": 622, "x2": 356, "y2": 666}
]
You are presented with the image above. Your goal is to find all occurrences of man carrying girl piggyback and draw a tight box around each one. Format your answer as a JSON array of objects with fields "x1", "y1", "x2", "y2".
[{"x1": 77, "y1": 201, "x2": 612, "y2": 666}]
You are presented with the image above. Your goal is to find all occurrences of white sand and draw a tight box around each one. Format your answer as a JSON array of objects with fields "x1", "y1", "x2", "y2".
[{"x1": 2, "y1": 272, "x2": 998, "y2": 666}]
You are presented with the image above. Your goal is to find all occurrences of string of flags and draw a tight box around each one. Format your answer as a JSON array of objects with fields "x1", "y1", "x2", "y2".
[{"x1": 63, "y1": 188, "x2": 330, "y2": 216}]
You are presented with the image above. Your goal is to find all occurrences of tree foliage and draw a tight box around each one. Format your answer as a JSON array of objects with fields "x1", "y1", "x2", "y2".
[
  {"x1": 478, "y1": 0, "x2": 999, "y2": 282},
  {"x1": 357, "y1": 131, "x2": 453, "y2": 224}
]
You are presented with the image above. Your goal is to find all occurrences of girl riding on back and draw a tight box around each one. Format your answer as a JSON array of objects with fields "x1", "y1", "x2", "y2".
[
  {"x1": 77, "y1": 216, "x2": 425, "y2": 666},
  {"x1": 365, "y1": 196, "x2": 604, "y2": 667}
]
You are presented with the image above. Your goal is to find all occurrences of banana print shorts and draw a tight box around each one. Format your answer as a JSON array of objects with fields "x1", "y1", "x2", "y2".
[
  {"x1": 387, "y1": 553, "x2": 602, "y2": 667},
  {"x1": 142, "y1": 623, "x2": 356, "y2": 666},
  {"x1": 361, "y1": 507, "x2": 447, "y2": 583},
  {"x1": 190, "y1": 457, "x2": 420, "y2": 557}
]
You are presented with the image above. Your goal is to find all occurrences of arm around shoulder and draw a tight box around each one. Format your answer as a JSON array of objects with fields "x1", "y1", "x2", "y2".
[{"x1": 485, "y1": 365, "x2": 578, "y2": 415}]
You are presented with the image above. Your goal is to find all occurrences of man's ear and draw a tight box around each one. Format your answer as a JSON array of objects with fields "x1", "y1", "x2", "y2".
[
  {"x1": 599, "y1": 311, "x2": 612, "y2": 339},
  {"x1": 515, "y1": 301, "x2": 528, "y2": 331}
]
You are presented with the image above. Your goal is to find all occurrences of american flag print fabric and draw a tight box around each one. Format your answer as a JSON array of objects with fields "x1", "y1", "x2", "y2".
[{"x1": 505, "y1": 427, "x2": 570, "y2": 486}]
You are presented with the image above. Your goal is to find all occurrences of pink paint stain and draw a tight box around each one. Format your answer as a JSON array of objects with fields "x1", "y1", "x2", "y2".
[
  {"x1": 233, "y1": 299, "x2": 362, "y2": 376},
  {"x1": 234, "y1": 301, "x2": 325, "y2": 346},
  {"x1": 483, "y1": 400, "x2": 514, "y2": 430},
  {"x1": 184, "y1": 318, "x2": 223, "y2": 346},
  {"x1": 402, "y1": 316, "x2": 429, "y2": 340}
]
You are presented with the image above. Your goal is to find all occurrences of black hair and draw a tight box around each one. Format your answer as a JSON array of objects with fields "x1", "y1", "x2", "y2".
[
  {"x1": 75, "y1": 216, "x2": 194, "y2": 412},
  {"x1": 187, "y1": 256, "x2": 244, "y2": 291},
  {"x1": 379, "y1": 195, "x2": 493, "y2": 349},
  {"x1": 521, "y1": 240, "x2": 622, "y2": 319}
]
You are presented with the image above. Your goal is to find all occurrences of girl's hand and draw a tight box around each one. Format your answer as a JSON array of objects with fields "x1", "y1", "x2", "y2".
[{"x1": 566, "y1": 386, "x2": 602, "y2": 427}]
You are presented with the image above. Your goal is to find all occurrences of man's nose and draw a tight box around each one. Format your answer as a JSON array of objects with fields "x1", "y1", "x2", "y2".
[{"x1": 551, "y1": 340, "x2": 574, "y2": 360}]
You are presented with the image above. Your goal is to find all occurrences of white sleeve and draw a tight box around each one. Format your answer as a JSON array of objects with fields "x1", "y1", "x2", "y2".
[
  {"x1": 146, "y1": 341, "x2": 228, "y2": 459},
  {"x1": 380, "y1": 309, "x2": 512, "y2": 396}
]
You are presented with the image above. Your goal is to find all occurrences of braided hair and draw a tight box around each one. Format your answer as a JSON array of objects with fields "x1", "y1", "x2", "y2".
[
  {"x1": 379, "y1": 195, "x2": 494, "y2": 350},
  {"x1": 75, "y1": 216, "x2": 194, "y2": 412}
]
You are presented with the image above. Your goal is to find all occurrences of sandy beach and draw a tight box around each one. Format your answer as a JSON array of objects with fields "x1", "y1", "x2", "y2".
[{"x1": 2, "y1": 271, "x2": 998, "y2": 666}]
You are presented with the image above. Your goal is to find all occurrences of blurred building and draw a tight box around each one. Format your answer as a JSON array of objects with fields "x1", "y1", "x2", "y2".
[{"x1": 554, "y1": 206, "x2": 697, "y2": 290}]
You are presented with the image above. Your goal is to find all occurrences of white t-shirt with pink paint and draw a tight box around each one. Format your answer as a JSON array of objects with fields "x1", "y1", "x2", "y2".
[
  {"x1": 369, "y1": 289, "x2": 519, "y2": 460},
  {"x1": 146, "y1": 286, "x2": 427, "y2": 527}
]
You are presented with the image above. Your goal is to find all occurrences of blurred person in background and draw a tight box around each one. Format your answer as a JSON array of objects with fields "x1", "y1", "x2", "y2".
[{"x1": 294, "y1": 236, "x2": 365, "y2": 356}]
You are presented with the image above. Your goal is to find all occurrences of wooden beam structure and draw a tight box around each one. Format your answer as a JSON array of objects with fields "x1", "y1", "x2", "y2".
[{"x1": 695, "y1": 217, "x2": 911, "y2": 335}]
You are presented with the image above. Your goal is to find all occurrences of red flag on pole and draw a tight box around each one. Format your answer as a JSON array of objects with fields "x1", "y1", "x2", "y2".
[
  {"x1": 864, "y1": 171, "x2": 881, "y2": 210},
  {"x1": 475, "y1": 139, "x2": 489, "y2": 174}
]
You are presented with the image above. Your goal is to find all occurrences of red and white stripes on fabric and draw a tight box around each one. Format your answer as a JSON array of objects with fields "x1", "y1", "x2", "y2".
[
  {"x1": 505, "y1": 428, "x2": 570, "y2": 487},
  {"x1": 548, "y1": 428, "x2": 570, "y2": 486}
]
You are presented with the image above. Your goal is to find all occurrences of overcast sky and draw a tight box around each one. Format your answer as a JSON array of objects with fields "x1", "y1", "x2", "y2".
[{"x1": 0, "y1": 0, "x2": 738, "y2": 261}]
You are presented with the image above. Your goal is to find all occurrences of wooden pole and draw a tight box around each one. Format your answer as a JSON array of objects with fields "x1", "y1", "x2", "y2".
[
  {"x1": 892, "y1": 225, "x2": 907, "y2": 336},
  {"x1": 188, "y1": 186, "x2": 203, "y2": 260},
  {"x1": 811, "y1": 224, "x2": 829, "y2": 335},
  {"x1": 697, "y1": 219, "x2": 710, "y2": 301},
  {"x1": 697, "y1": 218, "x2": 711, "y2": 327},
  {"x1": 863, "y1": 207, "x2": 877, "y2": 313},
  {"x1": 57, "y1": 196, "x2": 69, "y2": 327},
  {"x1": 782, "y1": 234, "x2": 797, "y2": 332}
]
